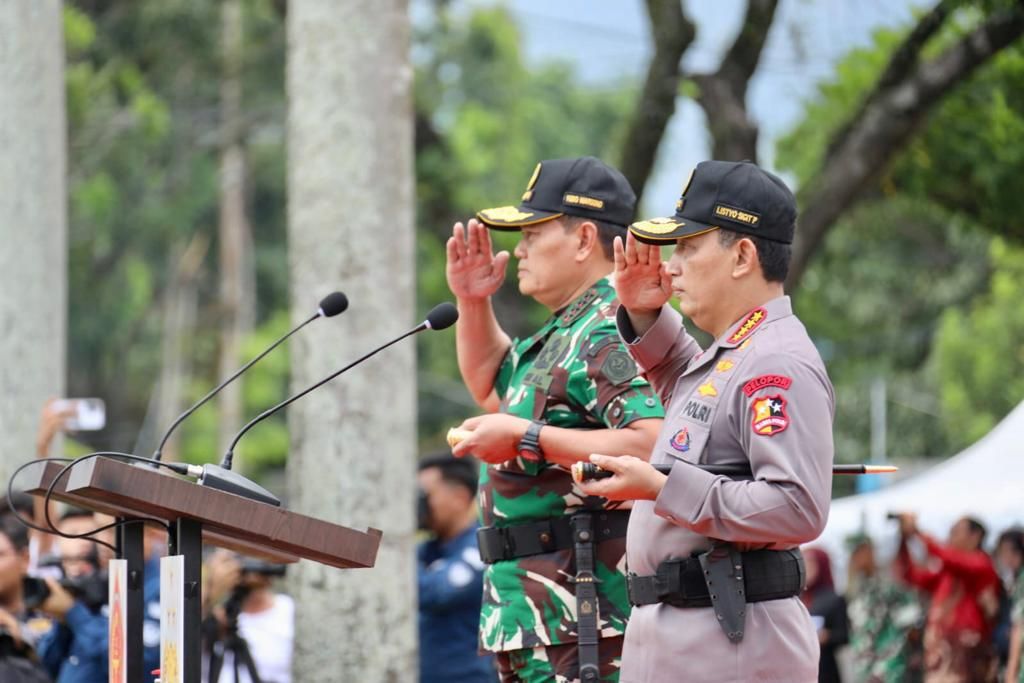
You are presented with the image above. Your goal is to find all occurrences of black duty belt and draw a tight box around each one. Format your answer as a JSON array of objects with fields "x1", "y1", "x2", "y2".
[
  {"x1": 476, "y1": 510, "x2": 629, "y2": 564},
  {"x1": 627, "y1": 548, "x2": 804, "y2": 610}
]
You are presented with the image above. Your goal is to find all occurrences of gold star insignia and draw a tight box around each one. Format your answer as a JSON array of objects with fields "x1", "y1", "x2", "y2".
[
  {"x1": 698, "y1": 380, "x2": 718, "y2": 397},
  {"x1": 715, "y1": 360, "x2": 734, "y2": 372}
]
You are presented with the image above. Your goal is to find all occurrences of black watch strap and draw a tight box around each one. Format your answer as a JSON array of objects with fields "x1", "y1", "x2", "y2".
[{"x1": 518, "y1": 420, "x2": 545, "y2": 460}]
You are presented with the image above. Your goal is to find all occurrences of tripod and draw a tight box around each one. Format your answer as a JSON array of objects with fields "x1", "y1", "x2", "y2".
[{"x1": 206, "y1": 585, "x2": 263, "y2": 683}]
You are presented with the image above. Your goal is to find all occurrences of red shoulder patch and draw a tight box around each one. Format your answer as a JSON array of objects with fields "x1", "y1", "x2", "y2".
[
  {"x1": 751, "y1": 394, "x2": 789, "y2": 437},
  {"x1": 742, "y1": 374, "x2": 793, "y2": 397}
]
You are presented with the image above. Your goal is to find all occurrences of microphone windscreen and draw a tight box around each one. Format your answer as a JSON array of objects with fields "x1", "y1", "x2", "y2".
[
  {"x1": 425, "y1": 302, "x2": 459, "y2": 330},
  {"x1": 318, "y1": 291, "x2": 349, "y2": 317}
]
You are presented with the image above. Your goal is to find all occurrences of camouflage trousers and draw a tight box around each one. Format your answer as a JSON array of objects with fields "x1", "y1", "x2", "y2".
[{"x1": 495, "y1": 636, "x2": 623, "y2": 683}]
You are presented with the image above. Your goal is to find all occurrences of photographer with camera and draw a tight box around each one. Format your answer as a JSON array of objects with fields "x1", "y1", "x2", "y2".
[
  {"x1": 201, "y1": 550, "x2": 294, "y2": 683},
  {"x1": 34, "y1": 509, "x2": 111, "y2": 683},
  {"x1": 895, "y1": 512, "x2": 1001, "y2": 682},
  {"x1": 417, "y1": 454, "x2": 496, "y2": 683},
  {"x1": 0, "y1": 513, "x2": 56, "y2": 683}
]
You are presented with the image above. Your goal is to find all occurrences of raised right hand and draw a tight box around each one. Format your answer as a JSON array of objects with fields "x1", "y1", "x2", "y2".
[
  {"x1": 612, "y1": 232, "x2": 671, "y2": 313},
  {"x1": 446, "y1": 219, "x2": 510, "y2": 301}
]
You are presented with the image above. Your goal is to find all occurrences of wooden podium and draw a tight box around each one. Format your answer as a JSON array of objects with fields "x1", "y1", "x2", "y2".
[{"x1": 23, "y1": 457, "x2": 382, "y2": 682}]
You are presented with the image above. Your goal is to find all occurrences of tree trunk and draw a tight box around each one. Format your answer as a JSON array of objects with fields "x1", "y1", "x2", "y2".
[
  {"x1": 618, "y1": 0, "x2": 695, "y2": 201},
  {"x1": 285, "y1": 2, "x2": 416, "y2": 681},
  {"x1": 217, "y1": 0, "x2": 255, "y2": 458},
  {"x1": 787, "y1": 3, "x2": 1024, "y2": 290},
  {"x1": 0, "y1": 1, "x2": 66, "y2": 482}
]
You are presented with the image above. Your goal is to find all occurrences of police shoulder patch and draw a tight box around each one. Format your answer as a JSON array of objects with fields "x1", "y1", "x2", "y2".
[
  {"x1": 601, "y1": 350, "x2": 637, "y2": 386},
  {"x1": 751, "y1": 394, "x2": 789, "y2": 437}
]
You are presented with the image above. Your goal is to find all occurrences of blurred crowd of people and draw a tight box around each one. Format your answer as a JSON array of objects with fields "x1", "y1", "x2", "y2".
[
  {"x1": 0, "y1": 400, "x2": 295, "y2": 683},
  {"x1": 801, "y1": 515, "x2": 1024, "y2": 683}
]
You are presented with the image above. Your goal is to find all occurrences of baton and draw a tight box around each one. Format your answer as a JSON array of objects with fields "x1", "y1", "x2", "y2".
[{"x1": 570, "y1": 461, "x2": 898, "y2": 483}]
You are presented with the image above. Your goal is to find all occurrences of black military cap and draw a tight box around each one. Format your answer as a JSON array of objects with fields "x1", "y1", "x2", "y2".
[
  {"x1": 476, "y1": 156, "x2": 636, "y2": 230},
  {"x1": 629, "y1": 160, "x2": 797, "y2": 245}
]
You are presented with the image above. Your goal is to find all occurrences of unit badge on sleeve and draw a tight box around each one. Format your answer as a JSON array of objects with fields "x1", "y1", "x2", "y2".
[{"x1": 751, "y1": 394, "x2": 789, "y2": 437}]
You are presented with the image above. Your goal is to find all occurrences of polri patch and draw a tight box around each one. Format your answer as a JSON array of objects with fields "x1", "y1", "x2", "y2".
[
  {"x1": 670, "y1": 427, "x2": 691, "y2": 452},
  {"x1": 742, "y1": 374, "x2": 792, "y2": 397},
  {"x1": 683, "y1": 399, "x2": 712, "y2": 424},
  {"x1": 751, "y1": 394, "x2": 789, "y2": 437},
  {"x1": 601, "y1": 350, "x2": 637, "y2": 386}
]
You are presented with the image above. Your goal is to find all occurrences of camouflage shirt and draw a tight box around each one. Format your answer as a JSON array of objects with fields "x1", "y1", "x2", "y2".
[
  {"x1": 478, "y1": 277, "x2": 664, "y2": 653},
  {"x1": 847, "y1": 575, "x2": 925, "y2": 683},
  {"x1": 1013, "y1": 574, "x2": 1024, "y2": 683}
]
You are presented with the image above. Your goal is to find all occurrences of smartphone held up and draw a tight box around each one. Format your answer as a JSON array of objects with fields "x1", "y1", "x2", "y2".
[{"x1": 52, "y1": 398, "x2": 106, "y2": 431}]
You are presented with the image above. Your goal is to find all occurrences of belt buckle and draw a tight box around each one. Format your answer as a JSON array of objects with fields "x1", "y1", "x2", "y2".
[{"x1": 500, "y1": 526, "x2": 517, "y2": 558}]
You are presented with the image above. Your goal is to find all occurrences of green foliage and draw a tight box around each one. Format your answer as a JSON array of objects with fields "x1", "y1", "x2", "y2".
[
  {"x1": 413, "y1": 5, "x2": 636, "y2": 447},
  {"x1": 933, "y1": 239, "x2": 1024, "y2": 448},
  {"x1": 778, "y1": 8, "x2": 1024, "y2": 465},
  {"x1": 63, "y1": 1, "x2": 638, "y2": 468}
]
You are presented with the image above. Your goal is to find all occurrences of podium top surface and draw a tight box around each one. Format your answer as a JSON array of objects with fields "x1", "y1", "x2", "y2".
[{"x1": 22, "y1": 458, "x2": 382, "y2": 570}]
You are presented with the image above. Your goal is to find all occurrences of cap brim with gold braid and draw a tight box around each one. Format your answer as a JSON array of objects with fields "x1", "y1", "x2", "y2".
[
  {"x1": 476, "y1": 157, "x2": 639, "y2": 230},
  {"x1": 630, "y1": 161, "x2": 799, "y2": 245},
  {"x1": 628, "y1": 166, "x2": 719, "y2": 244},
  {"x1": 477, "y1": 162, "x2": 564, "y2": 230}
]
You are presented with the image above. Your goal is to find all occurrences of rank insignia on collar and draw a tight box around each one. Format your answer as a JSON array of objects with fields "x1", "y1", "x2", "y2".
[
  {"x1": 698, "y1": 380, "x2": 718, "y2": 397},
  {"x1": 670, "y1": 427, "x2": 691, "y2": 452},
  {"x1": 715, "y1": 359, "x2": 735, "y2": 372},
  {"x1": 727, "y1": 307, "x2": 767, "y2": 345},
  {"x1": 558, "y1": 288, "x2": 599, "y2": 326},
  {"x1": 751, "y1": 394, "x2": 789, "y2": 437}
]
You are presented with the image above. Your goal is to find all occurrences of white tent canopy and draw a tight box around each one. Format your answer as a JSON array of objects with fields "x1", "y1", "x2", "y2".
[{"x1": 814, "y1": 400, "x2": 1024, "y2": 583}]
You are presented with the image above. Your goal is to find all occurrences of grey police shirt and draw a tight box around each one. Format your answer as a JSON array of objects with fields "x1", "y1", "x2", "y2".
[{"x1": 615, "y1": 295, "x2": 835, "y2": 683}]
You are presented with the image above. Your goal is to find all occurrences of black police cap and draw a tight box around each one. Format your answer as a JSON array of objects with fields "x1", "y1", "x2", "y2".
[
  {"x1": 629, "y1": 160, "x2": 797, "y2": 245},
  {"x1": 476, "y1": 156, "x2": 636, "y2": 230}
]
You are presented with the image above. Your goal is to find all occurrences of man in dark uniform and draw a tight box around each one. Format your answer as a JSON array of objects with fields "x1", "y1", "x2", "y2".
[
  {"x1": 445, "y1": 157, "x2": 664, "y2": 682},
  {"x1": 580, "y1": 160, "x2": 835, "y2": 682}
]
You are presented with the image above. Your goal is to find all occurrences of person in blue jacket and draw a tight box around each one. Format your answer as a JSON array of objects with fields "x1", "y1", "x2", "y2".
[
  {"x1": 418, "y1": 454, "x2": 496, "y2": 683},
  {"x1": 36, "y1": 509, "x2": 109, "y2": 683}
]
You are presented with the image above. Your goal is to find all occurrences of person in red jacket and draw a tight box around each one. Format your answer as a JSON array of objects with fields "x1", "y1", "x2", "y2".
[{"x1": 896, "y1": 513, "x2": 1002, "y2": 682}]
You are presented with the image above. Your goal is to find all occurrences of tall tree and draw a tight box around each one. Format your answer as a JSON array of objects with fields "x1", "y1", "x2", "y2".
[
  {"x1": 285, "y1": 1, "x2": 417, "y2": 680},
  {"x1": 618, "y1": 0, "x2": 1024, "y2": 288},
  {"x1": 216, "y1": 0, "x2": 256, "y2": 456},
  {"x1": 0, "y1": 0, "x2": 67, "y2": 481}
]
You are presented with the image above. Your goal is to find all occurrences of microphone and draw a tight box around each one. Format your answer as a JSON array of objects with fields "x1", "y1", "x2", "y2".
[
  {"x1": 152, "y1": 290, "x2": 348, "y2": 461},
  {"x1": 219, "y1": 302, "x2": 459, "y2": 471}
]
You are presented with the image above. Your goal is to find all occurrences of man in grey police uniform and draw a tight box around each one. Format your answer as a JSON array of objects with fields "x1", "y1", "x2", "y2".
[{"x1": 579, "y1": 160, "x2": 834, "y2": 683}]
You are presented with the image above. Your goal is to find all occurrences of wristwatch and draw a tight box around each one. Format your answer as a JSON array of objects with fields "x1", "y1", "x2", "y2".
[{"x1": 517, "y1": 420, "x2": 545, "y2": 462}]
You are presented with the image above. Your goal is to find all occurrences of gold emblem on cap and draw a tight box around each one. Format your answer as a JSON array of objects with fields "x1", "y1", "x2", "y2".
[
  {"x1": 479, "y1": 206, "x2": 536, "y2": 223},
  {"x1": 522, "y1": 162, "x2": 542, "y2": 201},
  {"x1": 677, "y1": 167, "x2": 695, "y2": 212},
  {"x1": 631, "y1": 217, "x2": 684, "y2": 234}
]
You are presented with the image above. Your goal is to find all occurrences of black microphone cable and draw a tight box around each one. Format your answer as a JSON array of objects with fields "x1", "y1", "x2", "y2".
[{"x1": 152, "y1": 291, "x2": 348, "y2": 461}]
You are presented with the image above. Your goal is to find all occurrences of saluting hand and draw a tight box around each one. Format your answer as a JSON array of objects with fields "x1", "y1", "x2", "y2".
[
  {"x1": 577, "y1": 453, "x2": 666, "y2": 502},
  {"x1": 446, "y1": 219, "x2": 510, "y2": 301},
  {"x1": 612, "y1": 232, "x2": 671, "y2": 315}
]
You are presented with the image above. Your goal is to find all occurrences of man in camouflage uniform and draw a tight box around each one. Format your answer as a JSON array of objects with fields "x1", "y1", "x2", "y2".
[
  {"x1": 846, "y1": 534, "x2": 925, "y2": 683},
  {"x1": 446, "y1": 156, "x2": 664, "y2": 682}
]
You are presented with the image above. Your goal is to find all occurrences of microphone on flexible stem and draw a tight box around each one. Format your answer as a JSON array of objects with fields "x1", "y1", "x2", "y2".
[
  {"x1": 213, "y1": 302, "x2": 459, "y2": 495},
  {"x1": 152, "y1": 291, "x2": 349, "y2": 461}
]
